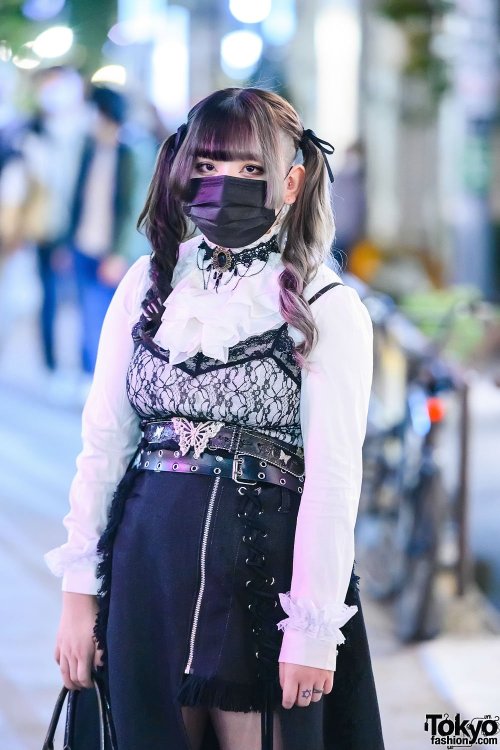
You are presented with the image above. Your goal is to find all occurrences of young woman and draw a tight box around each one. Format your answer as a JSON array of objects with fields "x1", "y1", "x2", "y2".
[{"x1": 45, "y1": 87, "x2": 385, "y2": 750}]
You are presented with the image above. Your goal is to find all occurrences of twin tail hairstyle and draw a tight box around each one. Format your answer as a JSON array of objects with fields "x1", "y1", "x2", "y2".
[{"x1": 137, "y1": 87, "x2": 336, "y2": 366}]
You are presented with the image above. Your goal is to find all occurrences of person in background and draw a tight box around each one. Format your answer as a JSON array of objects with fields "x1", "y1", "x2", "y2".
[
  {"x1": 21, "y1": 66, "x2": 88, "y2": 384},
  {"x1": 69, "y1": 85, "x2": 134, "y2": 382},
  {"x1": 330, "y1": 140, "x2": 367, "y2": 272}
]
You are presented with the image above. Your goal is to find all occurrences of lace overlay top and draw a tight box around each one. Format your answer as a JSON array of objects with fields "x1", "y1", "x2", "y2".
[{"x1": 127, "y1": 319, "x2": 303, "y2": 449}]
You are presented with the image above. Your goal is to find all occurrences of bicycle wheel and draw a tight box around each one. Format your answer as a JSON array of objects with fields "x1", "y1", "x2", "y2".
[{"x1": 394, "y1": 461, "x2": 446, "y2": 642}]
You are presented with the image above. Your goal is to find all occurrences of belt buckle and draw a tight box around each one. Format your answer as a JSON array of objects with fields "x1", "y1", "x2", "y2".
[{"x1": 232, "y1": 453, "x2": 257, "y2": 485}]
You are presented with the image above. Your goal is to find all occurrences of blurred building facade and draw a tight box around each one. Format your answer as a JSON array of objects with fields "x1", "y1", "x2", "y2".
[{"x1": 1, "y1": 0, "x2": 499, "y2": 299}]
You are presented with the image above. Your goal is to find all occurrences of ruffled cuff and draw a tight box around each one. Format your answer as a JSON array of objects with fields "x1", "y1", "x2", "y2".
[
  {"x1": 44, "y1": 543, "x2": 100, "y2": 578},
  {"x1": 276, "y1": 592, "x2": 358, "y2": 644}
]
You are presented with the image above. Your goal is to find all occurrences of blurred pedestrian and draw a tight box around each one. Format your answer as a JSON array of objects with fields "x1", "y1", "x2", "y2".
[
  {"x1": 69, "y1": 85, "x2": 133, "y2": 379},
  {"x1": 0, "y1": 62, "x2": 28, "y2": 264},
  {"x1": 21, "y1": 65, "x2": 88, "y2": 377},
  {"x1": 330, "y1": 140, "x2": 367, "y2": 272}
]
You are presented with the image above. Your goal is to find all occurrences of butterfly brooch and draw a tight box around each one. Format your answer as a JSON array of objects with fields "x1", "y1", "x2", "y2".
[{"x1": 171, "y1": 417, "x2": 225, "y2": 459}]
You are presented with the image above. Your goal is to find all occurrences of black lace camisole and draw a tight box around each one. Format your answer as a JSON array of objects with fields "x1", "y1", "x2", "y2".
[{"x1": 125, "y1": 282, "x2": 343, "y2": 451}]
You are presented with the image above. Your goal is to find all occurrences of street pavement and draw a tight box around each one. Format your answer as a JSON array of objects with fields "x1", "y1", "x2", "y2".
[{"x1": 1, "y1": 248, "x2": 499, "y2": 749}]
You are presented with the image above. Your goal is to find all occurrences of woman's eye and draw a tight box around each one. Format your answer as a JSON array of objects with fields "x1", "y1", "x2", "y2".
[
  {"x1": 195, "y1": 162, "x2": 216, "y2": 173},
  {"x1": 243, "y1": 164, "x2": 264, "y2": 175}
]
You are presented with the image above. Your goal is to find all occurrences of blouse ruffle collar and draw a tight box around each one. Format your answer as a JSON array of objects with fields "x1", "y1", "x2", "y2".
[{"x1": 152, "y1": 223, "x2": 285, "y2": 365}]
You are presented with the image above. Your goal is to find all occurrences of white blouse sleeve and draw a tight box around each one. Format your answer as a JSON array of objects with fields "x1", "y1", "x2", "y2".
[
  {"x1": 43, "y1": 254, "x2": 151, "y2": 595},
  {"x1": 277, "y1": 280, "x2": 373, "y2": 671}
]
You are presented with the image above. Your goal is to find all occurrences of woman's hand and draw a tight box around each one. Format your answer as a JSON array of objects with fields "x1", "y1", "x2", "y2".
[
  {"x1": 54, "y1": 592, "x2": 104, "y2": 691},
  {"x1": 279, "y1": 661, "x2": 334, "y2": 709}
]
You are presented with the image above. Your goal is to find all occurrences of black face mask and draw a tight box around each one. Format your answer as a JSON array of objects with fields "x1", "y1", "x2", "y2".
[{"x1": 183, "y1": 175, "x2": 278, "y2": 249}]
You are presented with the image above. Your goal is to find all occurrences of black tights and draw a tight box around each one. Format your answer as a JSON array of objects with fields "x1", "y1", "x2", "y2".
[{"x1": 181, "y1": 702, "x2": 324, "y2": 750}]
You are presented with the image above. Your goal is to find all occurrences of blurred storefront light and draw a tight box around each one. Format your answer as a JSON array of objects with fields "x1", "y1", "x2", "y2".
[
  {"x1": 221, "y1": 30, "x2": 263, "y2": 79},
  {"x1": 91, "y1": 64, "x2": 127, "y2": 86},
  {"x1": 108, "y1": 18, "x2": 157, "y2": 46},
  {"x1": 150, "y1": 5, "x2": 190, "y2": 122},
  {"x1": 12, "y1": 42, "x2": 41, "y2": 70},
  {"x1": 229, "y1": 0, "x2": 271, "y2": 24},
  {"x1": 22, "y1": 0, "x2": 66, "y2": 22},
  {"x1": 262, "y1": 0, "x2": 296, "y2": 46},
  {"x1": 315, "y1": 4, "x2": 361, "y2": 152},
  {"x1": 0, "y1": 42, "x2": 13, "y2": 62},
  {"x1": 32, "y1": 26, "x2": 73, "y2": 59}
]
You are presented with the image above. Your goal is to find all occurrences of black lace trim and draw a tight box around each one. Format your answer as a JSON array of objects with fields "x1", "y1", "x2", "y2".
[
  {"x1": 197, "y1": 234, "x2": 281, "y2": 292},
  {"x1": 132, "y1": 318, "x2": 301, "y2": 384}
]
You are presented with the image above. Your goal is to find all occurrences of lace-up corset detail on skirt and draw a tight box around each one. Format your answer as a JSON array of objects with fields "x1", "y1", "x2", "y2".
[{"x1": 126, "y1": 311, "x2": 304, "y2": 449}]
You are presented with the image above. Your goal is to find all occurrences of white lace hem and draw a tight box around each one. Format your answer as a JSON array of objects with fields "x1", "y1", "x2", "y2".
[
  {"x1": 276, "y1": 592, "x2": 358, "y2": 644},
  {"x1": 44, "y1": 544, "x2": 100, "y2": 577}
]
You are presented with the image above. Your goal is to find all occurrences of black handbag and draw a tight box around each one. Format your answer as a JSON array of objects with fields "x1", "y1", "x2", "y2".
[{"x1": 42, "y1": 668, "x2": 117, "y2": 750}]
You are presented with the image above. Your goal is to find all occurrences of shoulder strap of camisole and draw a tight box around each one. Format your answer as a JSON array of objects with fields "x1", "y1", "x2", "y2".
[{"x1": 306, "y1": 281, "x2": 344, "y2": 306}]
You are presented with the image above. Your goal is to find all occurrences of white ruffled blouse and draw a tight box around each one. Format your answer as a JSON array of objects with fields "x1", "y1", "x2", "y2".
[{"x1": 44, "y1": 222, "x2": 373, "y2": 672}]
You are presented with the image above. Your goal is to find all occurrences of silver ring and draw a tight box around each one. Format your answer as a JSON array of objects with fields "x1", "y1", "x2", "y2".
[
  {"x1": 258, "y1": 472, "x2": 265, "y2": 479},
  {"x1": 172, "y1": 463, "x2": 178, "y2": 470},
  {"x1": 214, "y1": 467, "x2": 221, "y2": 474},
  {"x1": 190, "y1": 465, "x2": 198, "y2": 471},
  {"x1": 279, "y1": 478, "x2": 286, "y2": 485}
]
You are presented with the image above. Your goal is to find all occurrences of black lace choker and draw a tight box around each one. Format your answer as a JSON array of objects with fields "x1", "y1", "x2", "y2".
[{"x1": 197, "y1": 234, "x2": 281, "y2": 292}]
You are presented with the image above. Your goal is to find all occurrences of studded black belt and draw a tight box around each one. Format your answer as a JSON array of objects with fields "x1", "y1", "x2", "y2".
[{"x1": 135, "y1": 417, "x2": 306, "y2": 494}]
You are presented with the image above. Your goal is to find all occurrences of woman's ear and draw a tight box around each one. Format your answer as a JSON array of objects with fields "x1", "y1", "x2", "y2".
[{"x1": 283, "y1": 164, "x2": 305, "y2": 205}]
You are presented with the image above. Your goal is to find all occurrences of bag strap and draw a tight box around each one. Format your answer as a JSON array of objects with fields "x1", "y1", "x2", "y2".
[
  {"x1": 306, "y1": 281, "x2": 344, "y2": 306},
  {"x1": 42, "y1": 670, "x2": 117, "y2": 750}
]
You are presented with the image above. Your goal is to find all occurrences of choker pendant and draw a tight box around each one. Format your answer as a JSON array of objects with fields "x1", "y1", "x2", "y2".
[{"x1": 212, "y1": 246, "x2": 236, "y2": 288}]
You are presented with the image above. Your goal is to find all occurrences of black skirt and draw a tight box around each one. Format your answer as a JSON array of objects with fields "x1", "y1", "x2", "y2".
[{"x1": 91, "y1": 460, "x2": 386, "y2": 750}]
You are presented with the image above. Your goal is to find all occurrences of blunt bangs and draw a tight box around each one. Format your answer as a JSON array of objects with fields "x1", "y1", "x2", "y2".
[{"x1": 170, "y1": 88, "x2": 293, "y2": 209}]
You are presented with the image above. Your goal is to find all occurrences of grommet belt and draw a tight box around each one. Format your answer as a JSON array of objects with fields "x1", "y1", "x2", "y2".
[
  {"x1": 135, "y1": 448, "x2": 305, "y2": 494},
  {"x1": 140, "y1": 418, "x2": 305, "y2": 479}
]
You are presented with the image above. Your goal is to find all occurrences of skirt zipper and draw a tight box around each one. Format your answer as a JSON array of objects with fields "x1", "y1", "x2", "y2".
[{"x1": 184, "y1": 474, "x2": 221, "y2": 674}]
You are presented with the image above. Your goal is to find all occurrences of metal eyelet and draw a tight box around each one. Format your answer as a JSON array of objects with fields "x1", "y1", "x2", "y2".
[
  {"x1": 144, "y1": 461, "x2": 150, "y2": 467},
  {"x1": 259, "y1": 460, "x2": 267, "y2": 467},
  {"x1": 172, "y1": 463, "x2": 179, "y2": 470},
  {"x1": 213, "y1": 467, "x2": 221, "y2": 474},
  {"x1": 174, "y1": 451, "x2": 180, "y2": 457},
  {"x1": 279, "y1": 478, "x2": 286, "y2": 485},
  {"x1": 158, "y1": 449, "x2": 163, "y2": 457},
  {"x1": 238, "y1": 486, "x2": 248, "y2": 495},
  {"x1": 190, "y1": 465, "x2": 198, "y2": 471},
  {"x1": 245, "y1": 580, "x2": 252, "y2": 587},
  {"x1": 156, "y1": 462, "x2": 161, "y2": 470},
  {"x1": 258, "y1": 472, "x2": 265, "y2": 479},
  {"x1": 268, "y1": 576, "x2": 275, "y2": 585},
  {"x1": 298, "y1": 486, "x2": 303, "y2": 494},
  {"x1": 215, "y1": 455, "x2": 223, "y2": 462},
  {"x1": 299, "y1": 475, "x2": 305, "y2": 482}
]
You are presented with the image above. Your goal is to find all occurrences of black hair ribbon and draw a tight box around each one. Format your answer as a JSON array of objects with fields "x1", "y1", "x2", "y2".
[
  {"x1": 301, "y1": 128, "x2": 335, "y2": 183},
  {"x1": 170, "y1": 122, "x2": 188, "y2": 154}
]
